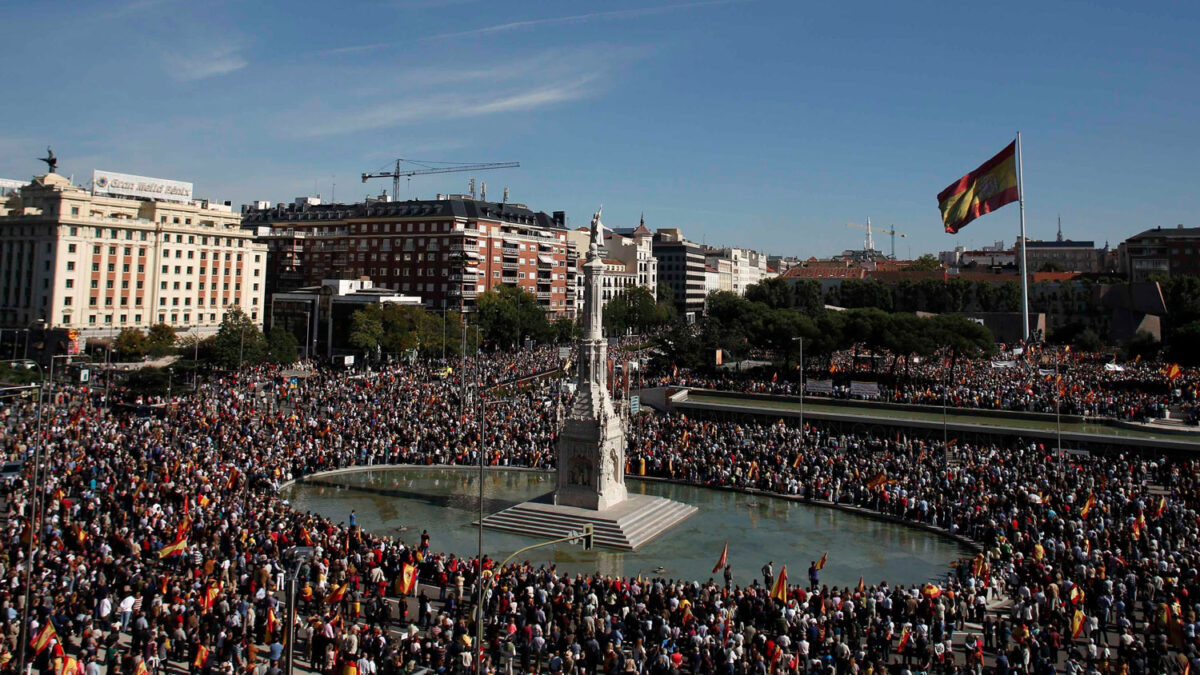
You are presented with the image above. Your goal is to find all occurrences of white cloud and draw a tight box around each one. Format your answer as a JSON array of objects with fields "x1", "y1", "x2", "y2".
[
  {"x1": 425, "y1": 0, "x2": 742, "y2": 41},
  {"x1": 165, "y1": 44, "x2": 248, "y2": 81},
  {"x1": 281, "y1": 45, "x2": 640, "y2": 138},
  {"x1": 297, "y1": 77, "x2": 595, "y2": 137}
]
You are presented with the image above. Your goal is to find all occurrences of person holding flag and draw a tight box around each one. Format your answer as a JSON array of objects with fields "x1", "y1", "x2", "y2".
[
  {"x1": 769, "y1": 565, "x2": 788, "y2": 602},
  {"x1": 809, "y1": 553, "x2": 826, "y2": 588}
]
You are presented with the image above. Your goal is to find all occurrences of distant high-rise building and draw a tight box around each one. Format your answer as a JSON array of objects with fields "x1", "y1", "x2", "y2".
[{"x1": 652, "y1": 228, "x2": 706, "y2": 320}]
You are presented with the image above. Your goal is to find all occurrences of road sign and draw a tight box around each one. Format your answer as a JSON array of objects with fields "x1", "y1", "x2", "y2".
[{"x1": 630, "y1": 395, "x2": 640, "y2": 415}]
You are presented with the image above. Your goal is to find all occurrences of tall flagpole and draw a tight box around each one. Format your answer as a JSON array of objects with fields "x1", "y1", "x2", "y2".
[{"x1": 1016, "y1": 131, "x2": 1031, "y2": 341}]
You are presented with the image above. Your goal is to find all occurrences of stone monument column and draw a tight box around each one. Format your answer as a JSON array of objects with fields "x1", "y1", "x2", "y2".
[{"x1": 555, "y1": 207, "x2": 628, "y2": 511}]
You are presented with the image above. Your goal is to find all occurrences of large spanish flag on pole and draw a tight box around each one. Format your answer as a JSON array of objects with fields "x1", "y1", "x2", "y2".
[{"x1": 938, "y1": 141, "x2": 1019, "y2": 234}]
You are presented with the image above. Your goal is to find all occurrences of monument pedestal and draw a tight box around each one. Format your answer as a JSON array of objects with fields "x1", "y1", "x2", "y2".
[{"x1": 480, "y1": 492, "x2": 697, "y2": 551}]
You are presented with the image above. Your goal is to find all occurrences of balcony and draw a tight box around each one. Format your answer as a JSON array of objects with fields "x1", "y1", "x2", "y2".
[
  {"x1": 537, "y1": 291, "x2": 552, "y2": 300},
  {"x1": 501, "y1": 274, "x2": 518, "y2": 283},
  {"x1": 501, "y1": 260, "x2": 519, "y2": 271}
]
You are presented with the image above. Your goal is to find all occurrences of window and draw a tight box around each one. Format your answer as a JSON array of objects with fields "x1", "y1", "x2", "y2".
[
  {"x1": 68, "y1": 261, "x2": 76, "y2": 271},
  {"x1": 64, "y1": 297, "x2": 72, "y2": 306},
  {"x1": 93, "y1": 245, "x2": 101, "y2": 255},
  {"x1": 89, "y1": 315, "x2": 96, "y2": 324},
  {"x1": 106, "y1": 280, "x2": 114, "y2": 289}
]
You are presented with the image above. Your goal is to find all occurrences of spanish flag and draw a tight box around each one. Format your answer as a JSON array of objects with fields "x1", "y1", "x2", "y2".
[
  {"x1": 1167, "y1": 363, "x2": 1183, "y2": 381},
  {"x1": 856, "y1": 577, "x2": 865, "y2": 594},
  {"x1": 1069, "y1": 586, "x2": 1084, "y2": 606},
  {"x1": 400, "y1": 564, "x2": 418, "y2": 595},
  {"x1": 712, "y1": 541, "x2": 729, "y2": 574},
  {"x1": 1155, "y1": 496, "x2": 1167, "y2": 519},
  {"x1": 1080, "y1": 494, "x2": 1095, "y2": 519},
  {"x1": 159, "y1": 534, "x2": 188, "y2": 559},
  {"x1": 938, "y1": 141, "x2": 1020, "y2": 234},
  {"x1": 135, "y1": 661, "x2": 148, "y2": 675},
  {"x1": 193, "y1": 645, "x2": 209, "y2": 669},
  {"x1": 30, "y1": 622, "x2": 57, "y2": 654},
  {"x1": 897, "y1": 625, "x2": 911, "y2": 651},
  {"x1": 326, "y1": 582, "x2": 348, "y2": 604},
  {"x1": 60, "y1": 655, "x2": 82, "y2": 675},
  {"x1": 769, "y1": 565, "x2": 788, "y2": 602},
  {"x1": 1071, "y1": 609, "x2": 1086, "y2": 639},
  {"x1": 815, "y1": 552, "x2": 827, "y2": 570}
]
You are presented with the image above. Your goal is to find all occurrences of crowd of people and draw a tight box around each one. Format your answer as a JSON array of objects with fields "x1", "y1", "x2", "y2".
[
  {"x1": 653, "y1": 348, "x2": 1199, "y2": 424},
  {"x1": 0, "y1": 348, "x2": 1198, "y2": 675}
]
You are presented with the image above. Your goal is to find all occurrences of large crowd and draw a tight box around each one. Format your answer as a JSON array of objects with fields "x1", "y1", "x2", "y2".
[
  {"x1": 654, "y1": 349, "x2": 1199, "y2": 424},
  {"x1": 1, "y1": 348, "x2": 1198, "y2": 675}
]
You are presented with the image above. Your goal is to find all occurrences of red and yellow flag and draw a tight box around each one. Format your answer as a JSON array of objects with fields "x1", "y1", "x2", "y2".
[
  {"x1": 193, "y1": 646, "x2": 209, "y2": 669},
  {"x1": 1071, "y1": 609, "x2": 1086, "y2": 639},
  {"x1": 30, "y1": 622, "x2": 57, "y2": 654},
  {"x1": 326, "y1": 582, "x2": 348, "y2": 604},
  {"x1": 897, "y1": 625, "x2": 911, "y2": 651},
  {"x1": 769, "y1": 565, "x2": 788, "y2": 602},
  {"x1": 1080, "y1": 494, "x2": 1095, "y2": 519},
  {"x1": 1155, "y1": 496, "x2": 1167, "y2": 519},
  {"x1": 815, "y1": 552, "x2": 827, "y2": 571},
  {"x1": 400, "y1": 564, "x2": 418, "y2": 595},
  {"x1": 1167, "y1": 363, "x2": 1183, "y2": 381},
  {"x1": 938, "y1": 141, "x2": 1020, "y2": 234},
  {"x1": 135, "y1": 660, "x2": 149, "y2": 675},
  {"x1": 159, "y1": 534, "x2": 188, "y2": 559},
  {"x1": 712, "y1": 541, "x2": 729, "y2": 574}
]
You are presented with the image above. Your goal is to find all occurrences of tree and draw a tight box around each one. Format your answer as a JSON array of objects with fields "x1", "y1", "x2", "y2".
[
  {"x1": 744, "y1": 278, "x2": 793, "y2": 310},
  {"x1": 903, "y1": 254, "x2": 942, "y2": 272},
  {"x1": 1073, "y1": 328, "x2": 1104, "y2": 353},
  {"x1": 266, "y1": 326, "x2": 299, "y2": 364},
  {"x1": 475, "y1": 286, "x2": 551, "y2": 349},
  {"x1": 553, "y1": 317, "x2": 580, "y2": 343},
  {"x1": 1038, "y1": 261, "x2": 1066, "y2": 273},
  {"x1": 1124, "y1": 330, "x2": 1160, "y2": 361},
  {"x1": 122, "y1": 367, "x2": 171, "y2": 397},
  {"x1": 114, "y1": 328, "x2": 149, "y2": 361},
  {"x1": 146, "y1": 323, "x2": 177, "y2": 357},
  {"x1": 1167, "y1": 320, "x2": 1200, "y2": 366},
  {"x1": 210, "y1": 308, "x2": 265, "y2": 369},
  {"x1": 838, "y1": 279, "x2": 893, "y2": 311},
  {"x1": 792, "y1": 279, "x2": 824, "y2": 316}
]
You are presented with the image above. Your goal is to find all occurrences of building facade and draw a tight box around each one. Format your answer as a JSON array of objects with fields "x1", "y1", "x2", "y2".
[
  {"x1": 704, "y1": 247, "x2": 768, "y2": 296},
  {"x1": 242, "y1": 196, "x2": 574, "y2": 317},
  {"x1": 0, "y1": 172, "x2": 266, "y2": 336},
  {"x1": 652, "y1": 228, "x2": 707, "y2": 320},
  {"x1": 1119, "y1": 225, "x2": 1200, "y2": 281},
  {"x1": 1024, "y1": 239, "x2": 1100, "y2": 274}
]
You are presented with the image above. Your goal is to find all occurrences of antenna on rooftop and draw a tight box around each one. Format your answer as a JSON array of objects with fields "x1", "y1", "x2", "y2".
[{"x1": 469, "y1": 178, "x2": 476, "y2": 199}]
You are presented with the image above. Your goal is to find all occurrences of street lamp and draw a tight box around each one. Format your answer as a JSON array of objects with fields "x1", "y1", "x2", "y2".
[
  {"x1": 473, "y1": 384, "x2": 519, "y2": 675},
  {"x1": 283, "y1": 546, "x2": 315, "y2": 675},
  {"x1": 792, "y1": 336, "x2": 805, "y2": 435},
  {"x1": 2, "y1": 359, "x2": 46, "y2": 675}
]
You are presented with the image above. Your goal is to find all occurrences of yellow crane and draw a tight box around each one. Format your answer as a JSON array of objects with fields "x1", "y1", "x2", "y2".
[{"x1": 846, "y1": 219, "x2": 907, "y2": 259}]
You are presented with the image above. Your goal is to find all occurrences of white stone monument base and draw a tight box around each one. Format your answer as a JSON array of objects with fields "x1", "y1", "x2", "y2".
[{"x1": 480, "y1": 492, "x2": 698, "y2": 551}]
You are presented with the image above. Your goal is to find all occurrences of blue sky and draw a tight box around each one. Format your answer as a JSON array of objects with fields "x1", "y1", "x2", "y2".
[{"x1": 2, "y1": 0, "x2": 1198, "y2": 259}]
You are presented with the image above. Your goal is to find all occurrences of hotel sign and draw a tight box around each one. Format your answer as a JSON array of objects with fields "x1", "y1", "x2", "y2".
[{"x1": 92, "y1": 170, "x2": 193, "y2": 203}]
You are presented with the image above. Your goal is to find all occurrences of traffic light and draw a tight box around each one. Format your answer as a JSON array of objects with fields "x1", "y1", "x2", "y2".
[{"x1": 582, "y1": 523, "x2": 594, "y2": 551}]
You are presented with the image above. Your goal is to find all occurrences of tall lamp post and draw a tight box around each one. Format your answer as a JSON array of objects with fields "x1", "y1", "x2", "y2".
[
  {"x1": 792, "y1": 337, "x2": 805, "y2": 436},
  {"x1": 3, "y1": 359, "x2": 47, "y2": 675},
  {"x1": 283, "y1": 546, "x2": 314, "y2": 675}
]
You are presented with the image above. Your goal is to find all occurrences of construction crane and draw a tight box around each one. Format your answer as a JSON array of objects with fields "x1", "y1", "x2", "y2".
[
  {"x1": 846, "y1": 219, "x2": 907, "y2": 259},
  {"x1": 361, "y1": 158, "x2": 520, "y2": 201}
]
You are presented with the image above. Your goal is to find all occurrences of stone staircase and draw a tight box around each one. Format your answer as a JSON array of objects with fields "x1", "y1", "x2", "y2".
[{"x1": 481, "y1": 494, "x2": 698, "y2": 551}]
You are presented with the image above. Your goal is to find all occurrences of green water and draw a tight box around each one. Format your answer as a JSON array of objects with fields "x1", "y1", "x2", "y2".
[{"x1": 281, "y1": 467, "x2": 971, "y2": 589}]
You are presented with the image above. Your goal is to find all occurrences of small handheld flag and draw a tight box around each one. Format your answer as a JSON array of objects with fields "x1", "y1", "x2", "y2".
[{"x1": 712, "y1": 541, "x2": 729, "y2": 575}]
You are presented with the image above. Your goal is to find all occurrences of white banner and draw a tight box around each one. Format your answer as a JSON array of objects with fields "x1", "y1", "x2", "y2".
[
  {"x1": 1103, "y1": 363, "x2": 1125, "y2": 372},
  {"x1": 991, "y1": 360, "x2": 1017, "y2": 369},
  {"x1": 93, "y1": 170, "x2": 193, "y2": 203},
  {"x1": 850, "y1": 381, "x2": 881, "y2": 398},
  {"x1": 805, "y1": 379, "x2": 834, "y2": 394}
]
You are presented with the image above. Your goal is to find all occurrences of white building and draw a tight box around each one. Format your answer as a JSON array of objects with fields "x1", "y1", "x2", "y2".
[
  {"x1": 0, "y1": 171, "x2": 266, "y2": 336},
  {"x1": 704, "y1": 247, "x2": 768, "y2": 296}
]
